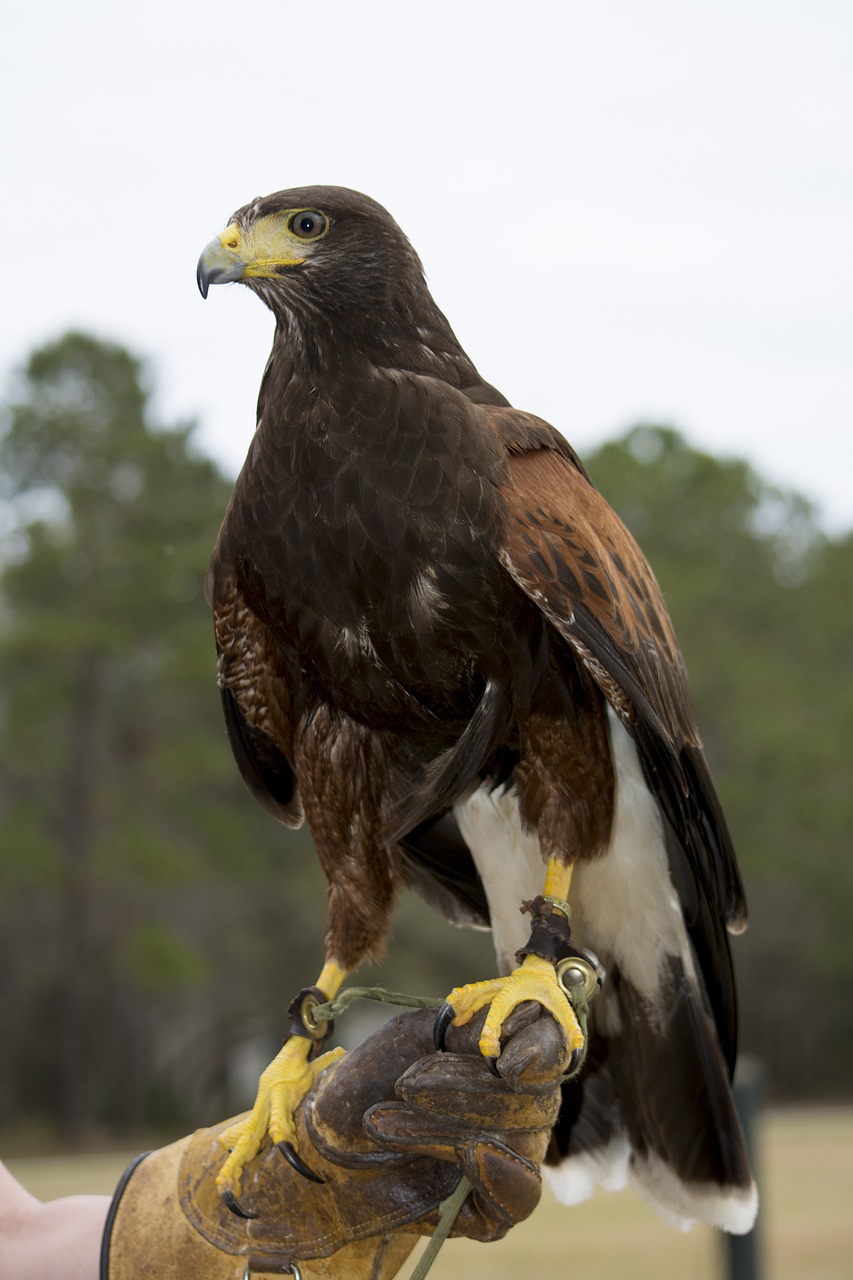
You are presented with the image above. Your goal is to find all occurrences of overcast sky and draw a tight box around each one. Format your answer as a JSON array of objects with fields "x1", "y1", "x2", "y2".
[{"x1": 3, "y1": 1, "x2": 851, "y2": 530}]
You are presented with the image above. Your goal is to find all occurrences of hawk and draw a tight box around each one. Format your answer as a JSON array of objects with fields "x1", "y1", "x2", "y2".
[{"x1": 197, "y1": 186, "x2": 756, "y2": 1232}]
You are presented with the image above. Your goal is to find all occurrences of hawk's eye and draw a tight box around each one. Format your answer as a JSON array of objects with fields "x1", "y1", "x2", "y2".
[{"x1": 289, "y1": 211, "x2": 327, "y2": 240}]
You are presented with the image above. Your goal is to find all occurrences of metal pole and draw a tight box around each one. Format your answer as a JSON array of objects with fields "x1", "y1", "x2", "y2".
[{"x1": 725, "y1": 1055, "x2": 764, "y2": 1280}]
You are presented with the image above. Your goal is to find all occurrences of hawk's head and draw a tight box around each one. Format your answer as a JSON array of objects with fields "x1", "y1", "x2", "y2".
[{"x1": 197, "y1": 185, "x2": 428, "y2": 329}]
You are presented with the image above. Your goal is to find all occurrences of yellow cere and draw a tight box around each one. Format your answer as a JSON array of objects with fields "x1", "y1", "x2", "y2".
[
  {"x1": 219, "y1": 224, "x2": 242, "y2": 250},
  {"x1": 227, "y1": 210, "x2": 328, "y2": 278}
]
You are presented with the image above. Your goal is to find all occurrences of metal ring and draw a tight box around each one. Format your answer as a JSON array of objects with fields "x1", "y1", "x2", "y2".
[
  {"x1": 299, "y1": 991, "x2": 323, "y2": 1035},
  {"x1": 555, "y1": 954, "x2": 599, "y2": 1002},
  {"x1": 543, "y1": 895, "x2": 572, "y2": 919}
]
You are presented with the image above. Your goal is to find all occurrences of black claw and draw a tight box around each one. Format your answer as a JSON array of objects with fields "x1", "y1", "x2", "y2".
[
  {"x1": 221, "y1": 1188, "x2": 257, "y2": 1220},
  {"x1": 434, "y1": 1002, "x2": 456, "y2": 1051},
  {"x1": 485, "y1": 1054, "x2": 502, "y2": 1078},
  {"x1": 277, "y1": 1140, "x2": 325, "y2": 1184}
]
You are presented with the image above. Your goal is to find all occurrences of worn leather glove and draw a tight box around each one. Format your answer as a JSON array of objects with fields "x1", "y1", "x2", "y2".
[{"x1": 103, "y1": 1003, "x2": 569, "y2": 1279}]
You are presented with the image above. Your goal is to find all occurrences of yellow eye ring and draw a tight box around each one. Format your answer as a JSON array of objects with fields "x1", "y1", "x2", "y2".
[{"x1": 289, "y1": 210, "x2": 328, "y2": 241}]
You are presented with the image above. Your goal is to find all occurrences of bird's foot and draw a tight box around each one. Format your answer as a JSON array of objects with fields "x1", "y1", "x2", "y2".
[
  {"x1": 436, "y1": 954, "x2": 585, "y2": 1064},
  {"x1": 216, "y1": 1034, "x2": 345, "y2": 1213}
]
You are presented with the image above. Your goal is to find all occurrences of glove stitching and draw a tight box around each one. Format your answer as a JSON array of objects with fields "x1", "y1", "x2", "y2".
[
  {"x1": 268, "y1": 1186, "x2": 458, "y2": 1254},
  {"x1": 304, "y1": 1099, "x2": 414, "y2": 1171},
  {"x1": 468, "y1": 1146, "x2": 541, "y2": 1223}
]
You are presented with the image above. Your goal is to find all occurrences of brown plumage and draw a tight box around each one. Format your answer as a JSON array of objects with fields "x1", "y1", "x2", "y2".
[{"x1": 197, "y1": 186, "x2": 756, "y2": 1231}]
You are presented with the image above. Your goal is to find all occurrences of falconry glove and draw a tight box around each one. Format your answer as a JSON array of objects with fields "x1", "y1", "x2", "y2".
[{"x1": 102, "y1": 1004, "x2": 569, "y2": 1279}]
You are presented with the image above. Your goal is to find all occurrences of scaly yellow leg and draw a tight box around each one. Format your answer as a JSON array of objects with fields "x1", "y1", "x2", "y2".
[
  {"x1": 544, "y1": 858, "x2": 573, "y2": 906},
  {"x1": 216, "y1": 960, "x2": 347, "y2": 1203},
  {"x1": 444, "y1": 858, "x2": 584, "y2": 1060}
]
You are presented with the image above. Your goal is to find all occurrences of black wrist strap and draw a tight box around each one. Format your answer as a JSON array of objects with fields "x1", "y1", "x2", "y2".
[
  {"x1": 515, "y1": 894, "x2": 590, "y2": 968},
  {"x1": 99, "y1": 1151, "x2": 151, "y2": 1280}
]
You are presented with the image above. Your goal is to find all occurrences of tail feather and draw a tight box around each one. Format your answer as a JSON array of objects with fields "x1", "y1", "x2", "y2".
[{"x1": 545, "y1": 959, "x2": 757, "y2": 1234}]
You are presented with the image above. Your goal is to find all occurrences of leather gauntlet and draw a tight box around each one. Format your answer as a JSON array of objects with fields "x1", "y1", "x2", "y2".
[{"x1": 103, "y1": 1004, "x2": 569, "y2": 1279}]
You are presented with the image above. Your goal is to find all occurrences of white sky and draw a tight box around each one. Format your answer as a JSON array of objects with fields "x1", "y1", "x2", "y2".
[{"x1": 3, "y1": 0, "x2": 852, "y2": 531}]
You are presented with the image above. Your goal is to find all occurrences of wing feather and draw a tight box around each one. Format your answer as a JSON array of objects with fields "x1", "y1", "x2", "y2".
[
  {"x1": 488, "y1": 427, "x2": 746, "y2": 1059},
  {"x1": 210, "y1": 568, "x2": 303, "y2": 828}
]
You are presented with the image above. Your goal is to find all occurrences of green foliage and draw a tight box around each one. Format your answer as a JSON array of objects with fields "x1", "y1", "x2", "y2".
[{"x1": 116, "y1": 920, "x2": 207, "y2": 995}]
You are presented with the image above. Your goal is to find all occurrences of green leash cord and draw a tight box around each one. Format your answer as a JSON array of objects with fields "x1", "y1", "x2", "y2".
[
  {"x1": 312, "y1": 980, "x2": 591, "y2": 1081},
  {"x1": 408, "y1": 1174, "x2": 474, "y2": 1280},
  {"x1": 311, "y1": 985, "x2": 442, "y2": 1023}
]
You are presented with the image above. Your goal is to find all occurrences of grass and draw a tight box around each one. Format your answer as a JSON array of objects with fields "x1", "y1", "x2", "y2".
[{"x1": 7, "y1": 1108, "x2": 852, "y2": 1279}]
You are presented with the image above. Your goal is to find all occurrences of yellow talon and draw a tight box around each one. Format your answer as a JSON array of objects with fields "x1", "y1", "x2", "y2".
[
  {"x1": 446, "y1": 954, "x2": 585, "y2": 1060},
  {"x1": 216, "y1": 1036, "x2": 345, "y2": 1196},
  {"x1": 217, "y1": 960, "x2": 349, "y2": 1198},
  {"x1": 445, "y1": 862, "x2": 584, "y2": 1062}
]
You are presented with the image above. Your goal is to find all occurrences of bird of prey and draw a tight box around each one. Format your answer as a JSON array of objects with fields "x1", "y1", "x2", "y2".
[{"x1": 197, "y1": 186, "x2": 757, "y2": 1233}]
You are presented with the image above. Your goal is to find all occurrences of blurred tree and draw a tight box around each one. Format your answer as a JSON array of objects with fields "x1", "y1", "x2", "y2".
[{"x1": 0, "y1": 333, "x2": 323, "y2": 1137}]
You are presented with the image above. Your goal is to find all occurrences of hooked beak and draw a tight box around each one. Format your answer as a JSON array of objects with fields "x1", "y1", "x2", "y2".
[{"x1": 196, "y1": 226, "x2": 247, "y2": 298}]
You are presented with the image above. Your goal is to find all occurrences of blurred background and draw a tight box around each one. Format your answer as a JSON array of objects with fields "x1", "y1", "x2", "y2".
[{"x1": 2, "y1": 2, "x2": 851, "y2": 1276}]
